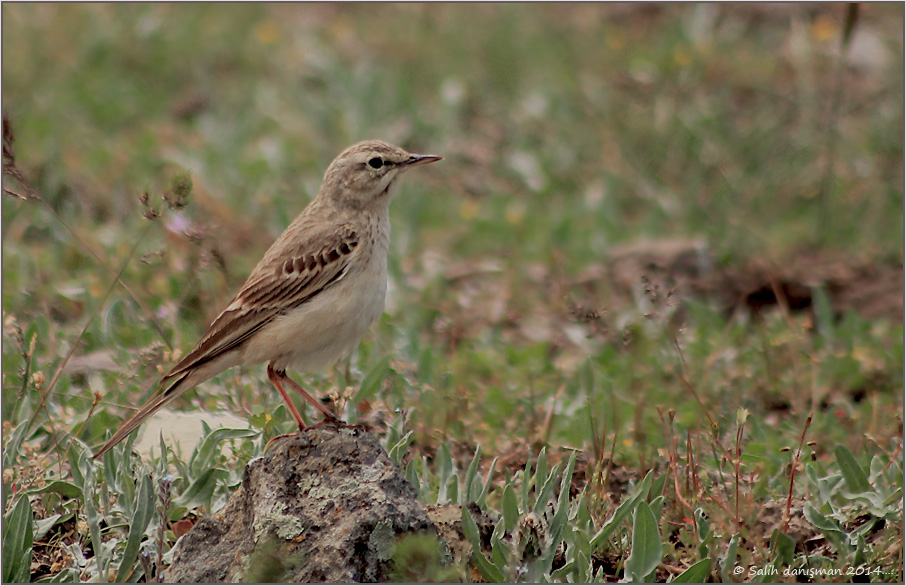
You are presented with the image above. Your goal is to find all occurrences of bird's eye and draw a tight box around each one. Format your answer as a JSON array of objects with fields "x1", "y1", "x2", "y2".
[{"x1": 367, "y1": 157, "x2": 383, "y2": 169}]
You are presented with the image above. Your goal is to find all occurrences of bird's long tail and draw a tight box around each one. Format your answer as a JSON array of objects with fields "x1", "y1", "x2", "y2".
[{"x1": 92, "y1": 372, "x2": 190, "y2": 459}]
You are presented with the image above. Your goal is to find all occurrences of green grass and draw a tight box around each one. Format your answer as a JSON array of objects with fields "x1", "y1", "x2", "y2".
[{"x1": 3, "y1": 4, "x2": 903, "y2": 583}]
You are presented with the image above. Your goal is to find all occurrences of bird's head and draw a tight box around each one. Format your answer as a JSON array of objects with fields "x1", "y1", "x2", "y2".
[{"x1": 320, "y1": 140, "x2": 441, "y2": 209}]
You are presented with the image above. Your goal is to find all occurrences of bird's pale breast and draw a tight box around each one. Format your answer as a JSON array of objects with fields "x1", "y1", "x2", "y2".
[{"x1": 238, "y1": 216, "x2": 390, "y2": 373}]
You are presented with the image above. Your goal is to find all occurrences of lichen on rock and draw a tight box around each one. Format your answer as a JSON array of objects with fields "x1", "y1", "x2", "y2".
[{"x1": 165, "y1": 423, "x2": 444, "y2": 583}]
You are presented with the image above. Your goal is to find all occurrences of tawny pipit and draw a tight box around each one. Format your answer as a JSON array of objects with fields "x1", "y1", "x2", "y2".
[{"x1": 94, "y1": 140, "x2": 441, "y2": 458}]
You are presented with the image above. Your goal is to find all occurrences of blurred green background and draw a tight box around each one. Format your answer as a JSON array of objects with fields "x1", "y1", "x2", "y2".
[
  {"x1": 4, "y1": 1, "x2": 902, "y2": 439},
  {"x1": 2, "y1": 3, "x2": 903, "y2": 581}
]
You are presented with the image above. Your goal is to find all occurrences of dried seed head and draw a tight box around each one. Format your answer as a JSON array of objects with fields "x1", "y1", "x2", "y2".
[{"x1": 163, "y1": 173, "x2": 193, "y2": 210}]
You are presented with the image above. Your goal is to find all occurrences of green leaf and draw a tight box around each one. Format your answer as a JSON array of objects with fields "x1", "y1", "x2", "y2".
[
  {"x1": 532, "y1": 460, "x2": 559, "y2": 515},
  {"x1": 34, "y1": 513, "x2": 68, "y2": 542},
  {"x1": 694, "y1": 508, "x2": 710, "y2": 543},
  {"x1": 502, "y1": 483, "x2": 519, "y2": 532},
  {"x1": 720, "y1": 534, "x2": 739, "y2": 583},
  {"x1": 590, "y1": 470, "x2": 654, "y2": 551},
  {"x1": 464, "y1": 445, "x2": 482, "y2": 503},
  {"x1": 490, "y1": 531, "x2": 508, "y2": 570},
  {"x1": 115, "y1": 472, "x2": 156, "y2": 582},
  {"x1": 462, "y1": 506, "x2": 504, "y2": 582},
  {"x1": 625, "y1": 501, "x2": 662, "y2": 583},
  {"x1": 477, "y1": 457, "x2": 498, "y2": 507},
  {"x1": 416, "y1": 456, "x2": 432, "y2": 499},
  {"x1": 2, "y1": 421, "x2": 30, "y2": 469},
  {"x1": 25, "y1": 480, "x2": 83, "y2": 500},
  {"x1": 541, "y1": 451, "x2": 578, "y2": 570},
  {"x1": 2, "y1": 495, "x2": 34, "y2": 583},
  {"x1": 157, "y1": 431, "x2": 169, "y2": 474},
  {"x1": 671, "y1": 558, "x2": 711, "y2": 583},
  {"x1": 445, "y1": 473, "x2": 458, "y2": 506},
  {"x1": 803, "y1": 503, "x2": 850, "y2": 554},
  {"x1": 104, "y1": 432, "x2": 139, "y2": 497},
  {"x1": 770, "y1": 529, "x2": 795, "y2": 567},
  {"x1": 574, "y1": 549, "x2": 591, "y2": 583},
  {"x1": 883, "y1": 487, "x2": 903, "y2": 508},
  {"x1": 173, "y1": 468, "x2": 228, "y2": 511},
  {"x1": 535, "y1": 448, "x2": 548, "y2": 496},
  {"x1": 190, "y1": 427, "x2": 258, "y2": 477},
  {"x1": 405, "y1": 459, "x2": 420, "y2": 498},
  {"x1": 67, "y1": 444, "x2": 87, "y2": 494},
  {"x1": 869, "y1": 455, "x2": 893, "y2": 484},
  {"x1": 35, "y1": 567, "x2": 81, "y2": 582},
  {"x1": 551, "y1": 559, "x2": 576, "y2": 582},
  {"x1": 650, "y1": 473, "x2": 667, "y2": 499},
  {"x1": 550, "y1": 451, "x2": 578, "y2": 541},
  {"x1": 648, "y1": 495, "x2": 665, "y2": 520},
  {"x1": 835, "y1": 446, "x2": 871, "y2": 494},
  {"x1": 74, "y1": 449, "x2": 107, "y2": 576},
  {"x1": 352, "y1": 355, "x2": 390, "y2": 405},
  {"x1": 520, "y1": 452, "x2": 534, "y2": 512},
  {"x1": 117, "y1": 462, "x2": 138, "y2": 518},
  {"x1": 574, "y1": 492, "x2": 593, "y2": 534},
  {"x1": 570, "y1": 506, "x2": 591, "y2": 560},
  {"x1": 806, "y1": 464, "x2": 842, "y2": 506},
  {"x1": 387, "y1": 430, "x2": 413, "y2": 464},
  {"x1": 435, "y1": 444, "x2": 454, "y2": 504}
]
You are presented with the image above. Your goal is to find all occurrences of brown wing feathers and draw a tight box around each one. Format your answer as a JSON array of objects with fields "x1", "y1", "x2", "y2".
[
  {"x1": 167, "y1": 229, "x2": 359, "y2": 378},
  {"x1": 92, "y1": 229, "x2": 360, "y2": 458}
]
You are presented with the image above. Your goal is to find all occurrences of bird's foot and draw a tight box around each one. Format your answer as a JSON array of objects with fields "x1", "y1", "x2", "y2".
[
  {"x1": 304, "y1": 414, "x2": 371, "y2": 433},
  {"x1": 303, "y1": 414, "x2": 343, "y2": 431},
  {"x1": 264, "y1": 432, "x2": 302, "y2": 452}
]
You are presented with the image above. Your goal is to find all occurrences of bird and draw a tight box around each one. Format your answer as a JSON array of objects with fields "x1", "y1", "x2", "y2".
[{"x1": 93, "y1": 140, "x2": 441, "y2": 458}]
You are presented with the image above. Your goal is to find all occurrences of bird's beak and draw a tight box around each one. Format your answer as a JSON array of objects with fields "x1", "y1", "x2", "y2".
[{"x1": 403, "y1": 153, "x2": 443, "y2": 168}]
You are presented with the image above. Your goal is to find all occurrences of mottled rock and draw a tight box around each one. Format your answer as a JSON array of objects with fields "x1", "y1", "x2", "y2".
[{"x1": 165, "y1": 424, "x2": 441, "y2": 583}]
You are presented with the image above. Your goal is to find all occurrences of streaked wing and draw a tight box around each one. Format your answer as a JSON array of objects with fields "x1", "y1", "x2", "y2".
[{"x1": 164, "y1": 226, "x2": 360, "y2": 378}]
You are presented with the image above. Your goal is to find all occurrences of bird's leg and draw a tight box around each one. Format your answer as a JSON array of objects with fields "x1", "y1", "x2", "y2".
[
  {"x1": 282, "y1": 374, "x2": 341, "y2": 422},
  {"x1": 268, "y1": 365, "x2": 340, "y2": 423},
  {"x1": 267, "y1": 365, "x2": 308, "y2": 430}
]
